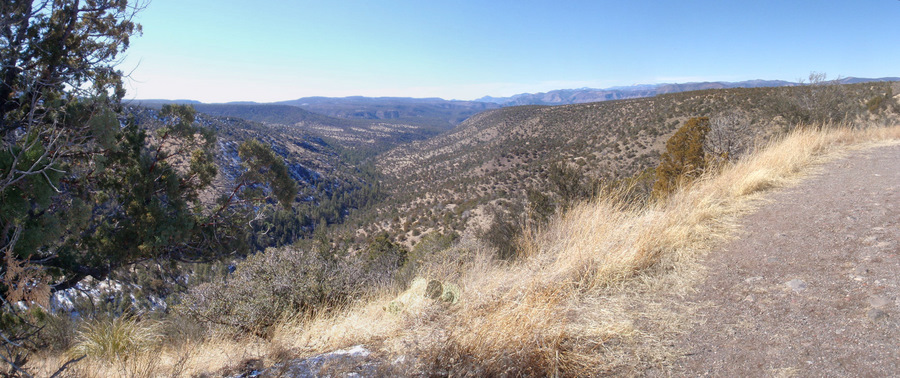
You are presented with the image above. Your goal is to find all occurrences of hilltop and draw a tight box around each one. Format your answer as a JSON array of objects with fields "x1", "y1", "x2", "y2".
[
  {"x1": 91, "y1": 123, "x2": 900, "y2": 378},
  {"x1": 474, "y1": 77, "x2": 900, "y2": 106}
]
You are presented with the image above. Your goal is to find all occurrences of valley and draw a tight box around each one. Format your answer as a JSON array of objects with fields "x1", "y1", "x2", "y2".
[
  {"x1": 7, "y1": 1, "x2": 900, "y2": 375},
  {"x1": 17, "y1": 77, "x2": 900, "y2": 377},
  {"x1": 133, "y1": 79, "x2": 900, "y2": 251}
]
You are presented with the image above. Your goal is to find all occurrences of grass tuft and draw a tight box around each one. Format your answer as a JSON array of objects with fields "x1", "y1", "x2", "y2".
[{"x1": 69, "y1": 316, "x2": 159, "y2": 361}]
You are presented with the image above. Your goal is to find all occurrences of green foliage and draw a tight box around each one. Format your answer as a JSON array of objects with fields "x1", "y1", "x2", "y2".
[
  {"x1": 43, "y1": 106, "x2": 230, "y2": 290},
  {"x1": 237, "y1": 139, "x2": 298, "y2": 206},
  {"x1": 0, "y1": 4, "x2": 144, "y2": 369},
  {"x1": 2, "y1": 0, "x2": 138, "y2": 290},
  {"x1": 526, "y1": 188, "x2": 555, "y2": 225},
  {"x1": 0, "y1": 3, "x2": 302, "y2": 371},
  {"x1": 866, "y1": 86, "x2": 898, "y2": 114},
  {"x1": 653, "y1": 117, "x2": 710, "y2": 198},
  {"x1": 1, "y1": 102, "x2": 300, "y2": 302},
  {"x1": 481, "y1": 208, "x2": 522, "y2": 260},
  {"x1": 366, "y1": 232, "x2": 407, "y2": 268},
  {"x1": 397, "y1": 231, "x2": 459, "y2": 284}
]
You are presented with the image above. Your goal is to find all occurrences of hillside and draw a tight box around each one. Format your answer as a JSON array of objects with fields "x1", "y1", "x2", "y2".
[
  {"x1": 126, "y1": 106, "x2": 381, "y2": 248},
  {"x1": 59, "y1": 123, "x2": 900, "y2": 377},
  {"x1": 28, "y1": 82, "x2": 900, "y2": 377},
  {"x1": 357, "y1": 83, "x2": 896, "y2": 245}
]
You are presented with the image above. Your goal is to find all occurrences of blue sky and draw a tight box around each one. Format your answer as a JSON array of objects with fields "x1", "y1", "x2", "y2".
[{"x1": 119, "y1": 0, "x2": 900, "y2": 103}]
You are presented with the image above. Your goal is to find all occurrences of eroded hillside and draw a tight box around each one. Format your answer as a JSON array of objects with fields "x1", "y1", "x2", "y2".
[
  {"x1": 359, "y1": 83, "x2": 896, "y2": 244},
  {"x1": 127, "y1": 106, "x2": 382, "y2": 248}
]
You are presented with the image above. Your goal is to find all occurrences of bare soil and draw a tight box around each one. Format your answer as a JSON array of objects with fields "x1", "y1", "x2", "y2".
[{"x1": 656, "y1": 143, "x2": 900, "y2": 376}]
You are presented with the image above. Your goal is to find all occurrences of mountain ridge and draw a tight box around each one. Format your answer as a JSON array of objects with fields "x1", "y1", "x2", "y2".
[
  {"x1": 130, "y1": 77, "x2": 899, "y2": 112},
  {"x1": 475, "y1": 77, "x2": 900, "y2": 106}
]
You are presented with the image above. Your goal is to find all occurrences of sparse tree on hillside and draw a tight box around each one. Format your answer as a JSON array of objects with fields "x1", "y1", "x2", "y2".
[
  {"x1": 866, "y1": 86, "x2": 899, "y2": 115},
  {"x1": 652, "y1": 117, "x2": 710, "y2": 198},
  {"x1": 791, "y1": 72, "x2": 854, "y2": 124},
  {"x1": 706, "y1": 109, "x2": 753, "y2": 161}
]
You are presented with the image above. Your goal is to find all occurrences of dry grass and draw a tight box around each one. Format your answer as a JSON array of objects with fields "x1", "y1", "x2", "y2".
[
  {"x1": 33, "y1": 123, "x2": 900, "y2": 376},
  {"x1": 33, "y1": 324, "x2": 269, "y2": 377},
  {"x1": 257, "y1": 123, "x2": 900, "y2": 376}
]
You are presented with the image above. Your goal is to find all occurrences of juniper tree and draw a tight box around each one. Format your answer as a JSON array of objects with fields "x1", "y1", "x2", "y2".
[
  {"x1": 652, "y1": 117, "x2": 710, "y2": 198},
  {"x1": 0, "y1": 1, "x2": 295, "y2": 371}
]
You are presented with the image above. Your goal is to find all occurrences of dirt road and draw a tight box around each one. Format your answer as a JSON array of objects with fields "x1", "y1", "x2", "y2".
[{"x1": 662, "y1": 143, "x2": 900, "y2": 376}]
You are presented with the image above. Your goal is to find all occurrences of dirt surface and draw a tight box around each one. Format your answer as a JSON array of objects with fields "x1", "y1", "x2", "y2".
[{"x1": 659, "y1": 143, "x2": 900, "y2": 376}]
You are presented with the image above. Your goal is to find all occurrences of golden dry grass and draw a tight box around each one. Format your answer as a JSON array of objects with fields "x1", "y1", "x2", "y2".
[
  {"x1": 34, "y1": 336, "x2": 272, "y2": 377},
  {"x1": 259, "y1": 123, "x2": 900, "y2": 376},
  {"x1": 34, "y1": 123, "x2": 900, "y2": 376}
]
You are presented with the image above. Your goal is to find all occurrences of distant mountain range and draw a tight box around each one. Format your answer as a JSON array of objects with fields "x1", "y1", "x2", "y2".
[
  {"x1": 129, "y1": 77, "x2": 898, "y2": 131},
  {"x1": 133, "y1": 77, "x2": 899, "y2": 115},
  {"x1": 474, "y1": 77, "x2": 900, "y2": 106}
]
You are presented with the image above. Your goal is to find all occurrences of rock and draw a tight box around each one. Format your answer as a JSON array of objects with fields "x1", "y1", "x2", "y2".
[
  {"x1": 786, "y1": 279, "x2": 807, "y2": 293},
  {"x1": 868, "y1": 295, "x2": 891, "y2": 309},
  {"x1": 875, "y1": 241, "x2": 896, "y2": 250},
  {"x1": 269, "y1": 345, "x2": 378, "y2": 377},
  {"x1": 867, "y1": 309, "x2": 888, "y2": 322}
]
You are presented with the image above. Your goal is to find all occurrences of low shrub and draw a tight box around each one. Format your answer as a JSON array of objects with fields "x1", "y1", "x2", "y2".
[{"x1": 179, "y1": 237, "x2": 407, "y2": 337}]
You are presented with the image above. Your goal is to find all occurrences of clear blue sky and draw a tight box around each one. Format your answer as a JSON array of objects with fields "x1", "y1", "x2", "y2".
[{"x1": 119, "y1": 0, "x2": 900, "y2": 103}]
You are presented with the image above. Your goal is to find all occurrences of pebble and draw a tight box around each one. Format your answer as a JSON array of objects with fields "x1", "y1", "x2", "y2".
[
  {"x1": 868, "y1": 295, "x2": 891, "y2": 308},
  {"x1": 786, "y1": 279, "x2": 807, "y2": 293},
  {"x1": 744, "y1": 276, "x2": 763, "y2": 284},
  {"x1": 867, "y1": 309, "x2": 888, "y2": 321}
]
